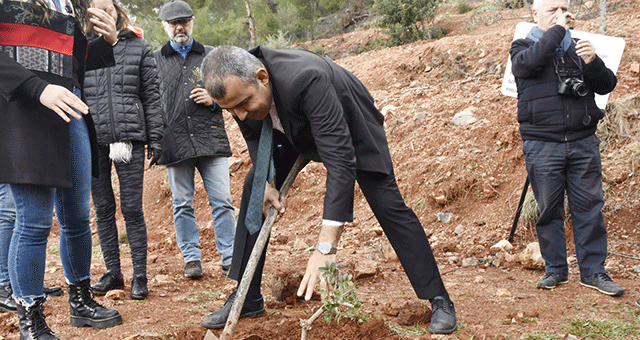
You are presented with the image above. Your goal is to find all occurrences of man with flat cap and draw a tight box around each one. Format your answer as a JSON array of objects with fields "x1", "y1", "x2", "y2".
[
  {"x1": 153, "y1": 0, "x2": 236, "y2": 279},
  {"x1": 199, "y1": 45, "x2": 457, "y2": 334}
]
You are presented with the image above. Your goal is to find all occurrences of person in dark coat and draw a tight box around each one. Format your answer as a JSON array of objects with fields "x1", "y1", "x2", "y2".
[
  {"x1": 510, "y1": 0, "x2": 622, "y2": 295},
  {"x1": 0, "y1": 0, "x2": 123, "y2": 337},
  {"x1": 152, "y1": 0, "x2": 236, "y2": 279},
  {"x1": 83, "y1": 0, "x2": 163, "y2": 301},
  {"x1": 199, "y1": 45, "x2": 457, "y2": 334}
]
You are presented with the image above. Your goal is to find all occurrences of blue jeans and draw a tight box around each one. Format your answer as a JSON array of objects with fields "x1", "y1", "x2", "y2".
[
  {"x1": 167, "y1": 156, "x2": 235, "y2": 266},
  {"x1": 9, "y1": 112, "x2": 92, "y2": 306},
  {"x1": 0, "y1": 183, "x2": 16, "y2": 286},
  {"x1": 522, "y1": 134, "x2": 607, "y2": 278}
]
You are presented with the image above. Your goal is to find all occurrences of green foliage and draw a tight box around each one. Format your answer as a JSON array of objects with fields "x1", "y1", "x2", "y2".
[
  {"x1": 319, "y1": 261, "x2": 371, "y2": 324},
  {"x1": 457, "y1": 0, "x2": 473, "y2": 14},
  {"x1": 374, "y1": 0, "x2": 442, "y2": 45},
  {"x1": 563, "y1": 318, "x2": 640, "y2": 339},
  {"x1": 262, "y1": 31, "x2": 294, "y2": 49}
]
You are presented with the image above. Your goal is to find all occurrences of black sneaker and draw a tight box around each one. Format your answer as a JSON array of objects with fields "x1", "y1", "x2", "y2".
[
  {"x1": 0, "y1": 284, "x2": 17, "y2": 313},
  {"x1": 536, "y1": 272, "x2": 568, "y2": 289},
  {"x1": 580, "y1": 273, "x2": 624, "y2": 296},
  {"x1": 428, "y1": 296, "x2": 456, "y2": 334},
  {"x1": 184, "y1": 260, "x2": 203, "y2": 279},
  {"x1": 202, "y1": 290, "x2": 265, "y2": 329}
]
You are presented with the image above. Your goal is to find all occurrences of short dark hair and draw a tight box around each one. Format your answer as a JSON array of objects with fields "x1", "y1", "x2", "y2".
[{"x1": 201, "y1": 46, "x2": 264, "y2": 99}]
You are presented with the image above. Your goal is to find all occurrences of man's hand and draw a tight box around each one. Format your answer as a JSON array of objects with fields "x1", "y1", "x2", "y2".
[
  {"x1": 190, "y1": 88, "x2": 214, "y2": 106},
  {"x1": 556, "y1": 11, "x2": 575, "y2": 30},
  {"x1": 263, "y1": 181, "x2": 285, "y2": 216},
  {"x1": 39, "y1": 84, "x2": 88, "y2": 122},
  {"x1": 297, "y1": 251, "x2": 335, "y2": 300},
  {"x1": 87, "y1": 8, "x2": 117, "y2": 45},
  {"x1": 576, "y1": 40, "x2": 596, "y2": 64}
]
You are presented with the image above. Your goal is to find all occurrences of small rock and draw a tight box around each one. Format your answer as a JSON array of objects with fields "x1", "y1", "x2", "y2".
[
  {"x1": 496, "y1": 288, "x2": 512, "y2": 297},
  {"x1": 633, "y1": 265, "x2": 640, "y2": 274},
  {"x1": 630, "y1": 62, "x2": 639, "y2": 74},
  {"x1": 381, "y1": 105, "x2": 397, "y2": 116},
  {"x1": 293, "y1": 238, "x2": 309, "y2": 250},
  {"x1": 204, "y1": 331, "x2": 218, "y2": 340},
  {"x1": 451, "y1": 110, "x2": 478, "y2": 126},
  {"x1": 355, "y1": 259, "x2": 379, "y2": 279},
  {"x1": 434, "y1": 195, "x2": 447, "y2": 205},
  {"x1": 228, "y1": 157, "x2": 243, "y2": 172},
  {"x1": 152, "y1": 274, "x2": 173, "y2": 285},
  {"x1": 567, "y1": 255, "x2": 577, "y2": 265},
  {"x1": 105, "y1": 289, "x2": 126, "y2": 300},
  {"x1": 414, "y1": 112, "x2": 427, "y2": 121},
  {"x1": 454, "y1": 224, "x2": 465, "y2": 235},
  {"x1": 275, "y1": 234, "x2": 290, "y2": 245},
  {"x1": 372, "y1": 226, "x2": 384, "y2": 235},
  {"x1": 424, "y1": 66, "x2": 432, "y2": 72},
  {"x1": 491, "y1": 240, "x2": 513, "y2": 252},
  {"x1": 462, "y1": 257, "x2": 480, "y2": 267},
  {"x1": 519, "y1": 242, "x2": 545, "y2": 270},
  {"x1": 397, "y1": 303, "x2": 430, "y2": 326},
  {"x1": 566, "y1": 334, "x2": 579, "y2": 340},
  {"x1": 437, "y1": 212, "x2": 454, "y2": 223},
  {"x1": 474, "y1": 275, "x2": 485, "y2": 283}
]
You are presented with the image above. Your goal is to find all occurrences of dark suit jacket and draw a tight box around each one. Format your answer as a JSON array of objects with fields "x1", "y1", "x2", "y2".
[{"x1": 236, "y1": 47, "x2": 393, "y2": 222}]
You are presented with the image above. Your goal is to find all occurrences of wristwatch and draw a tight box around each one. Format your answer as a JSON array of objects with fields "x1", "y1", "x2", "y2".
[{"x1": 315, "y1": 242, "x2": 337, "y2": 255}]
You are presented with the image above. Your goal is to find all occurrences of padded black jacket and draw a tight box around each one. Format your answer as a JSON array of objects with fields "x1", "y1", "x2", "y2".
[
  {"x1": 510, "y1": 25, "x2": 616, "y2": 142},
  {"x1": 84, "y1": 29, "x2": 163, "y2": 149}
]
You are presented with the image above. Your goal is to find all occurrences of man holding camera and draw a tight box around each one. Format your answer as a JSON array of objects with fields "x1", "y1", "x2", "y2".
[{"x1": 510, "y1": 0, "x2": 622, "y2": 296}]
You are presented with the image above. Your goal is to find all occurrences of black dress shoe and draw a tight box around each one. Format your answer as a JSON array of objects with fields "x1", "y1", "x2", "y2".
[
  {"x1": 202, "y1": 290, "x2": 265, "y2": 329},
  {"x1": 429, "y1": 296, "x2": 456, "y2": 334},
  {"x1": 91, "y1": 272, "x2": 124, "y2": 296},
  {"x1": 130, "y1": 274, "x2": 148, "y2": 300},
  {"x1": 43, "y1": 285, "x2": 63, "y2": 297},
  {"x1": 0, "y1": 284, "x2": 17, "y2": 313}
]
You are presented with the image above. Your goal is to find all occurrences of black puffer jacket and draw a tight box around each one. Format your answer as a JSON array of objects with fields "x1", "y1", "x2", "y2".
[
  {"x1": 152, "y1": 40, "x2": 231, "y2": 166},
  {"x1": 510, "y1": 25, "x2": 617, "y2": 142},
  {"x1": 84, "y1": 29, "x2": 163, "y2": 148}
]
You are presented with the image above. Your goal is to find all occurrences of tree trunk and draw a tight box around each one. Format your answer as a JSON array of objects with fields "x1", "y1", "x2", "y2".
[
  {"x1": 245, "y1": 0, "x2": 257, "y2": 47},
  {"x1": 599, "y1": 0, "x2": 606, "y2": 34}
]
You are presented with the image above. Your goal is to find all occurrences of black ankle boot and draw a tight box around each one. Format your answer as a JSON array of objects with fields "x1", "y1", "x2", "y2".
[
  {"x1": 16, "y1": 297, "x2": 59, "y2": 340},
  {"x1": 0, "y1": 284, "x2": 17, "y2": 313},
  {"x1": 130, "y1": 274, "x2": 148, "y2": 300},
  {"x1": 68, "y1": 278, "x2": 123, "y2": 329}
]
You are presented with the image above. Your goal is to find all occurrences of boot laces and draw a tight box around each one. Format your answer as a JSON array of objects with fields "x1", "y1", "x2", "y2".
[
  {"x1": 27, "y1": 300, "x2": 55, "y2": 337},
  {"x1": 79, "y1": 285, "x2": 102, "y2": 309}
]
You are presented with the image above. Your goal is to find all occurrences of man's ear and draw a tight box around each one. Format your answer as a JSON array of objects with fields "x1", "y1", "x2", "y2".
[{"x1": 256, "y1": 68, "x2": 269, "y2": 86}]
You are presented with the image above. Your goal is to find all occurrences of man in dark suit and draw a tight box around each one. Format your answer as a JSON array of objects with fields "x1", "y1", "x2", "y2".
[{"x1": 199, "y1": 45, "x2": 456, "y2": 334}]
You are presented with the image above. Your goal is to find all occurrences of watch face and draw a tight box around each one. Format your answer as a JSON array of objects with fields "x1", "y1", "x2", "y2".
[{"x1": 318, "y1": 243, "x2": 330, "y2": 254}]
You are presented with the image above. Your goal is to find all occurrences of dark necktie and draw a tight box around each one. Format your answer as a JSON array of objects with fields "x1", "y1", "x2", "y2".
[{"x1": 245, "y1": 115, "x2": 275, "y2": 234}]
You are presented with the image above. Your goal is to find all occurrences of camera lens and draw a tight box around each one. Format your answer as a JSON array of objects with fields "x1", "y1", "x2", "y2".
[{"x1": 572, "y1": 81, "x2": 588, "y2": 97}]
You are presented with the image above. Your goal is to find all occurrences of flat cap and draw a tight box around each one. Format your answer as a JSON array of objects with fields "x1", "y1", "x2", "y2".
[{"x1": 158, "y1": 0, "x2": 194, "y2": 22}]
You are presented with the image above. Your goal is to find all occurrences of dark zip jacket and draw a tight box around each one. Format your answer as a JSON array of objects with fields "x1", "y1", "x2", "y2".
[{"x1": 510, "y1": 25, "x2": 617, "y2": 142}]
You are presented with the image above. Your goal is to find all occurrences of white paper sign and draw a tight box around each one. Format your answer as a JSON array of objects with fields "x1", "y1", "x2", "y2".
[{"x1": 501, "y1": 22, "x2": 626, "y2": 110}]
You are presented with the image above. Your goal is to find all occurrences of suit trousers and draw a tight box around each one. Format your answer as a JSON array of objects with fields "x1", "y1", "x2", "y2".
[{"x1": 229, "y1": 131, "x2": 448, "y2": 300}]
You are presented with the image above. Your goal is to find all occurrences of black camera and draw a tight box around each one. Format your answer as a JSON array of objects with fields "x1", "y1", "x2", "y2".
[{"x1": 558, "y1": 77, "x2": 588, "y2": 97}]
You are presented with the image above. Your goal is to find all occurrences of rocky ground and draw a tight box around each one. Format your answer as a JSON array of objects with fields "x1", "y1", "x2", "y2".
[{"x1": 2, "y1": 1, "x2": 640, "y2": 339}]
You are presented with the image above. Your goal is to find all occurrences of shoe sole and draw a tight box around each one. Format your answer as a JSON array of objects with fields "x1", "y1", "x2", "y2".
[
  {"x1": 130, "y1": 293, "x2": 148, "y2": 300},
  {"x1": 201, "y1": 308, "x2": 266, "y2": 329},
  {"x1": 44, "y1": 287, "x2": 64, "y2": 296},
  {"x1": 428, "y1": 323, "x2": 457, "y2": 334},
  {"x1": 579, "y1": 281, "x2": 624, "y2": 296},
  {"x1": 92, "y1": 284, "x2": 125, "y2": 296},
  {"x1": 537, "y1": 279, "x2": 568, "y2": 289},
  {"x1": 70, "y1": 314, "x2": 123, "y2": 329}
]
